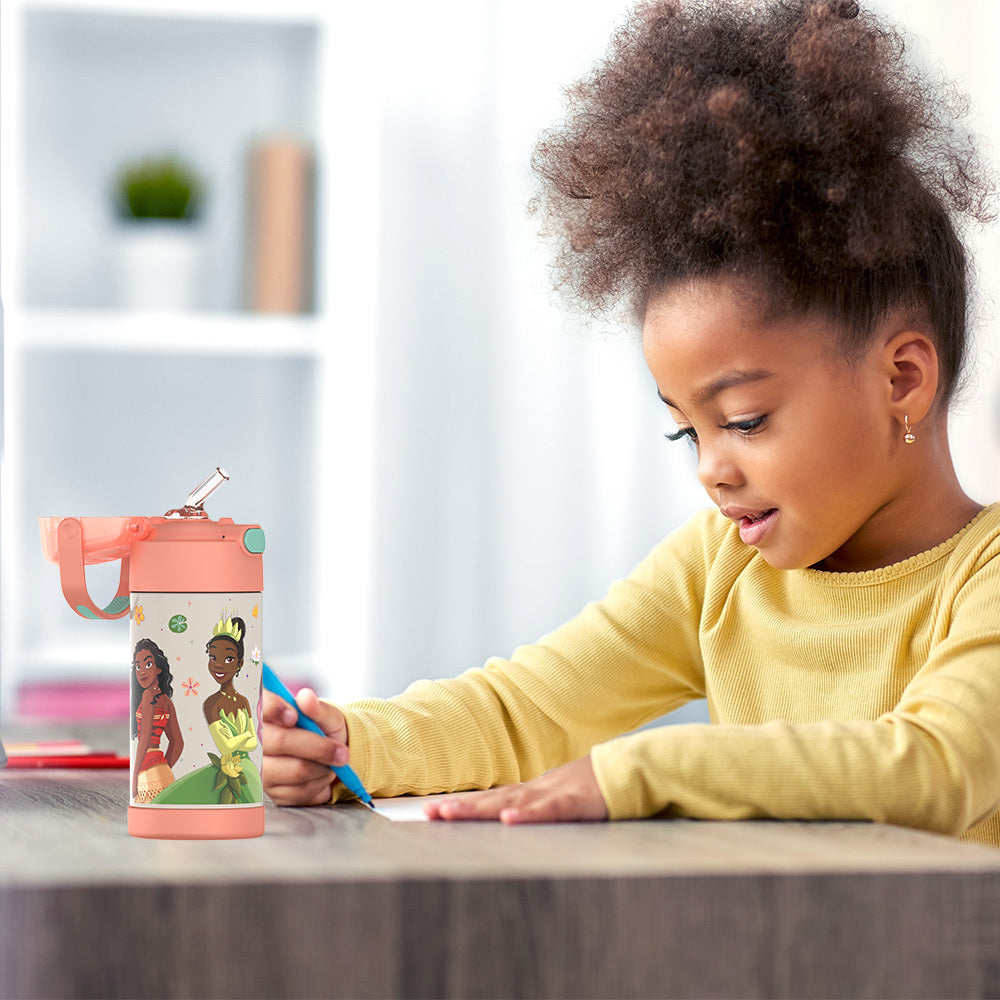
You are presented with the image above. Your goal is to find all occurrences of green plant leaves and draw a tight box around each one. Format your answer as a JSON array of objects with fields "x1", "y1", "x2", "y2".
[{"x1": 115, "y1": 156, "x2": 204, "y2": 221}]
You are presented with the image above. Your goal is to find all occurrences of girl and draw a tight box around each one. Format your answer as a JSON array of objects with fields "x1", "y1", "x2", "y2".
[{"x1": 263, "y1": 0, "x2": 1000, "y2": 845}]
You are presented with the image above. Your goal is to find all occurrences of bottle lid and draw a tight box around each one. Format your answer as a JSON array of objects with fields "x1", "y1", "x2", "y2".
[
  {"x1": 39, "y1": 467, "x2": 260, "y2": 620},
  {"x1": 39, "y1": 515, "x2": 151, "y2": 566}
]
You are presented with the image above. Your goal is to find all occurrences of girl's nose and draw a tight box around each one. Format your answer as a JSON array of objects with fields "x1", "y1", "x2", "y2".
[{"x1": 696, "y1": 440, "x2": 743, "y2": 492}]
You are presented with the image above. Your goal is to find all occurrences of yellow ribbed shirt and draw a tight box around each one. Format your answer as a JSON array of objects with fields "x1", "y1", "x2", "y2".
[{"x1": 339, "y1": 505, "x2": 1000, "y2": 847}]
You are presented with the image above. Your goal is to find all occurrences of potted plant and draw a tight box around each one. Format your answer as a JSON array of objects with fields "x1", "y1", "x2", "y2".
[{"x1": 111, "y1": 155, "x2": 207, "y2": 310}]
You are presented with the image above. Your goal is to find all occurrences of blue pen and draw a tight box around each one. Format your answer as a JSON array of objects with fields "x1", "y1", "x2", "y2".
[{"x1": 262, "y1": 663, "x2": 375, "y2": 809}]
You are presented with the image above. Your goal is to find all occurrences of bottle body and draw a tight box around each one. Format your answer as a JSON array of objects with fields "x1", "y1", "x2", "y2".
[
  {"x1": 39, "y1": 474, "x2": 265, "y2": 838},
  {"x1": 127, "y1": 518, "x2": 265, "y2": 839},
  {"x1": 129, "y1": 590, "x2": 264, "y2": 839}
]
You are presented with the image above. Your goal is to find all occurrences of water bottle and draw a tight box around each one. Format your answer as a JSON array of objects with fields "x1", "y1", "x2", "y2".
[{"x1": 39, "y1": 468, "x2": 265, "y2": 839}]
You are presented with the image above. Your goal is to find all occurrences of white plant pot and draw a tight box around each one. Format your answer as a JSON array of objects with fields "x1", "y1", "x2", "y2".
[{"x1": 113, "y1": 221, "x2": 204, "y2": 311}]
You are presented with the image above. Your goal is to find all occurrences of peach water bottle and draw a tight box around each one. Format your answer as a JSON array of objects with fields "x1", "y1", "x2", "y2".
[{"x1": 39, "y1": 468, "x2": 265, "y2": 839}]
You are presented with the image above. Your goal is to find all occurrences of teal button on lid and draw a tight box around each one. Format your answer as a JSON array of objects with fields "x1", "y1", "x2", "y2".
[{"x1": 243, "y1": 527, "x2": 266, "y2": 554}]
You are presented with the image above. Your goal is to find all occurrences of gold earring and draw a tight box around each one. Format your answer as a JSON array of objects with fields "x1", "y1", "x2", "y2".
[{"x1": 904, "y1": 414, "x2": 916, "y2": 445}]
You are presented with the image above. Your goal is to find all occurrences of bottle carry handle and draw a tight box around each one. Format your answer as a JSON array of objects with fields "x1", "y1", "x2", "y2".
[{"x1": 56, "y1": 518, "x2": 132, "y2": 620}]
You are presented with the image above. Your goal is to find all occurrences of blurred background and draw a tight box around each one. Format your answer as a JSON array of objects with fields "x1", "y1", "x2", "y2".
[{"x1": 2, "y1": 0, "x2": 998, "y2": 723}]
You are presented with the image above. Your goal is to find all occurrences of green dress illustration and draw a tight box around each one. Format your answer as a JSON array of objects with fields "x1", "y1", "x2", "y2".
[
  {"x1": 153, "y1": 615, "x2": 262, "y2": 805},
  {"x1": 153, "y1": 707, "x2": 262, "y2": 804}
]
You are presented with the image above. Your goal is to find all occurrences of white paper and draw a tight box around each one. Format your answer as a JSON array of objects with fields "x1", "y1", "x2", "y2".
[
  {"x1": 372, "y1": 797, "x2": 433, "y2": 821},
  {"x1": 372, "y1": 792, "x2": 470, "y2": 821}
]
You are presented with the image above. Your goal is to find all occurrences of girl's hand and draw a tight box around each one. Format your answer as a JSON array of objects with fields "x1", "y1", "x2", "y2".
[
  {"x1": 424, "y1": 755, "x2": 609, "y2": 824},
  {"x1": 262, "y1": 687, "x2": 350, "y2": 806}
]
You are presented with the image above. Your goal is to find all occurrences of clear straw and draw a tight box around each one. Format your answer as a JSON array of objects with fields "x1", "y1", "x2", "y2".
[{"x1": 185, "y1": 467, "x2": 230, "y2": 509}]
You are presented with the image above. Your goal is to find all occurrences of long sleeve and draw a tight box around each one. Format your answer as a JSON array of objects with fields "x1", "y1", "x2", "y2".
[
  {"x1": 334, "y1": 504, "x2": 1000, "y2": 848},
  {"x1": 336, "y1": 511, "x2": 728, "y2": 799},
  {"x1": 592, "y1": 508, "x2": 1000, "y2": 844}
]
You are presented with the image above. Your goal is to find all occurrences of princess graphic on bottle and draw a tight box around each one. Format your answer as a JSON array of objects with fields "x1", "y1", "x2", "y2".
[
  {"x1": 131, "y1": 639, "x2": 183, "y2": 803},
  {"x1": 153, "y1": 614, "x2": 263, "y2": 805},
  {"x1": 204, "y1": 615, "x2": 253, "y2": 725}
]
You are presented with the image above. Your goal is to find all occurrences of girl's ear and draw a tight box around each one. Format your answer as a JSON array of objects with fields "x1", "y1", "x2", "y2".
[{"x1": 881, "y1": 329, "x2": 939, "y2": 426}]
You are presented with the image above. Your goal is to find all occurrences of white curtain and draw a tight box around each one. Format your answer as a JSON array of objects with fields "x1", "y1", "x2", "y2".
[
  {"x1": 356, "y1": 0, "x2": 1000, "y2": 700},
  {"x1": 362, "y1": 1, "x2": 704, "y2": 697}
]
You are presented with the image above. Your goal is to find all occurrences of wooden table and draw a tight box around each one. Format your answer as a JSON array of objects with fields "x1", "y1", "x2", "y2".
[{"x1": 3, "y1": 763, "x2": 1000, "y2": 999}]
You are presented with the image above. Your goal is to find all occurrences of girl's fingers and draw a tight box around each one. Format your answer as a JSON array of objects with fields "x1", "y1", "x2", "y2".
[
  {"x1": 261, "y1": 688, "x2": 352, "y2": 808},
  {"x1": 262, "y1": 745, "x2": 329, "y2": 784},
  {"x1": 262, "y1": 689, "x2": 298, "y2": 726},
  {"x1": 496, "y1": 790, "x2": 597, "y2": 825},
  {"x1": 263, "y1": 721, "x2": 346, "y2": 806},
  {"x1": 262, "y1": 687, "x2": 349, "y2": 744},
  {"x1": 294, "y1": 688, "x2": 348, "y2": 742},
  {"x1": 262, "y1": 748, "x2": 337, "y2": 806},
  {"x1": 262, "y1": 719, "x2": 343, "y2": 767},
  {"x1": 265, "y1": 767, "x2": 336, "y2": 807},
  {"x1": 425, "y1": 756, "x2": 609, "y2": 824},
  {"x1": 425, "y1": 787, "x2": 520, "y2": 821}
]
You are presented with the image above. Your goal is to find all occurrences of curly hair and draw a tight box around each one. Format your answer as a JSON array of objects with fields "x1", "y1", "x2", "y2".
[{"x1": 530, "y1": 0, "x2": 994, "y2": 403}]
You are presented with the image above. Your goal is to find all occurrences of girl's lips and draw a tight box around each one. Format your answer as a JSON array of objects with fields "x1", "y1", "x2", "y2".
[{"x1": 737, "y1": 508, "x2": 778, "y2": 546}]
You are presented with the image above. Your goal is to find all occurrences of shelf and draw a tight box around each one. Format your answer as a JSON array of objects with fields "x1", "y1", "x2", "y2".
[
  {"x1": 13, "y1": 0, "x2": 334, "y2": 19},
  {"x1": 0, "y1": 0, "x2": 375, "y2": 719},
  {"x1": 4, "y1": 307, "x2": 328, "y2": 358},
  {"x1": 4, "y1": 3, "x2": 322, "y2": 314}
]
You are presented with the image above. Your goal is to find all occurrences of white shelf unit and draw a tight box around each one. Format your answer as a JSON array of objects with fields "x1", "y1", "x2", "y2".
[{"x1": 1, "y1": 0, "x2": 380, "y2": 715}]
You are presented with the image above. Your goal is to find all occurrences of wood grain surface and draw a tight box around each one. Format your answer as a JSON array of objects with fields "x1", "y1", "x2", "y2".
[{"x1": 3, "y1": 762, "x2": 1000, "y2": 998}]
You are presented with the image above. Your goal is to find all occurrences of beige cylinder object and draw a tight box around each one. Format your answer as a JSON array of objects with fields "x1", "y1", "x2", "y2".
[{"x1": 245, "y1": 138, "x2": 314, "y2": 313}]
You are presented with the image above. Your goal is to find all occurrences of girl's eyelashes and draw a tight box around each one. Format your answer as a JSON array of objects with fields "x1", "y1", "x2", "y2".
[
  {"x1": 665, "y1": 426, "x2": 698, "y2": 443},
  {"x1": 726, "y1": 415, "x2": 767, "y2": 435},
  {"x1": 664, "y1": 415, "x2": 767, "y2": 445}
]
